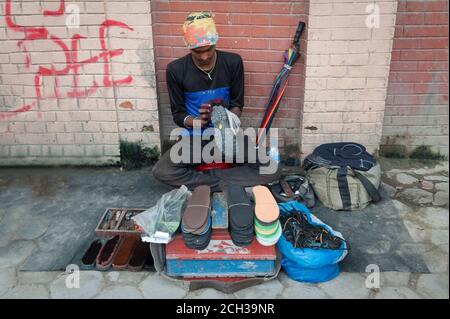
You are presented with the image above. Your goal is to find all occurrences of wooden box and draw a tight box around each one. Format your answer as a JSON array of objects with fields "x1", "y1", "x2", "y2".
[
  {"x1": 166, "y1": 230, "x2": 276, "y2": 278},
  {"x1": 95, "y1": 208, "x2": 144, "y2": 238}
]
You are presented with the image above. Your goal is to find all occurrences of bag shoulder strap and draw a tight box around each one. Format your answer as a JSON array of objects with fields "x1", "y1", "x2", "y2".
[
  {"x1": 353, "y1": 169, "x2": 382, "y2": 203},
  {"x1": 337, "y1": 166, "x2": 352, "y2": 210}
]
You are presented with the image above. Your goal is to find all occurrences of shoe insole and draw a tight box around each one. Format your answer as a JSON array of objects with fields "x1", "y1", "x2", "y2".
[
  {"x1": 252, "y1": 185, "x2": 279, "y2": 223},
  {"x1": 255, "y1": 221, "x2": 280, "y2": 236},
  {"x1": 227, "y1": 184, "x2": 253, "y2": 227},
  {"x1": 182, "y1": 214, "x2": 211, "y2": 233},
  {"x1": 256, "y1": 225, "x2": 282, "y2": 246},
  {"x1": 255, "y1": 221, "x2": 281, "y2": 238},
  {"x1": 254, "y1": 218, "x2": 279, "y2": 232},
  {"x1": 182, "y1": 185, "x2": 211, "y2": 230}
]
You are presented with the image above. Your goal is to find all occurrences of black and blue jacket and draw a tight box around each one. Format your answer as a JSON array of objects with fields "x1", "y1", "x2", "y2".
[{"x1": 166, "y1": 50, "x2": 244, "y2": 135}]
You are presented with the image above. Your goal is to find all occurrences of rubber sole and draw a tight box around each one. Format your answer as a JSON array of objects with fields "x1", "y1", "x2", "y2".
[
  {"x1": 255, "y1": 221, "x2": 281, "y2": 238},
  {"x1": 182, "y1": 185, "x2": 211, "y2": 230},
  {"x1": 256, "y1": 225, "x2": 282, "y2": 246},
  {"x1": 254, "y1": 218, "x2": 279, "y2": 233}
]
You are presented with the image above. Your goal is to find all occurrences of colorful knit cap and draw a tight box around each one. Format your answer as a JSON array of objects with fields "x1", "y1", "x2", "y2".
[{"x1": 183, "y1": 12, "x2": 218, "y2": 49}]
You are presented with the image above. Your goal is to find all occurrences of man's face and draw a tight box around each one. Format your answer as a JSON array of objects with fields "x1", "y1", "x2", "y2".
[{"x1": 191, "y1": 45, "x2": 216, "y2": 68}]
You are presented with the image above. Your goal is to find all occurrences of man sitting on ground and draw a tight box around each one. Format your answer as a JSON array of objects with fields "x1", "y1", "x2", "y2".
[{"x1": 152, "y1": 12, "x2": 280, "y2": 192}]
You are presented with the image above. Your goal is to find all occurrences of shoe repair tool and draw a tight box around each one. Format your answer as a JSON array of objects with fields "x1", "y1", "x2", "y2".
[
  {"x1": 280, "y1": 210, "x2": 343, "y2": 250},
  {"x1": 95, "y1": 208, "x2": 146, "y2": 237},
  {"x1": 119, "y1": 211, "x2": 135, "y2": 230},
  {"x1": 256, "y1": 21, "x2": 305, "y2": 147},
  {"x1": 102, "y1": 210, "x2": 112, "y2": 230},
  {"x1": 108, "y1": 209, "x2": 121, "y2": 229}
]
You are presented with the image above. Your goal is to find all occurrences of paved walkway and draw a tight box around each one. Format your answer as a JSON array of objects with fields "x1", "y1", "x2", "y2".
[{"x1": 0, "y1": 159, "x2": 448, "y2": 299}]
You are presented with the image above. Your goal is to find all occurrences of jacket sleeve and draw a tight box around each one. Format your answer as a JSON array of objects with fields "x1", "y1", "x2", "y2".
[
  {"x1": 229, "y1": 56, "x2": 244, "y2": 112},
  {"x1": 166, "y1": 66, "x2": 189, "y2": 127}
]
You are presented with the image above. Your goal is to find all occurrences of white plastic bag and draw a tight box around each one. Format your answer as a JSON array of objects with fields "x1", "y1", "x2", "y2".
[
  {"x1": 225, "y1": 107, "x2": 241, "y2": 135},
  {"x1": 132, "y1": 185, "x2": 191, "y2": 243}
]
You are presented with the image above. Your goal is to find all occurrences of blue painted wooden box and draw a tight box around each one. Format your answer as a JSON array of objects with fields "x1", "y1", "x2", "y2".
[{"x1": 166, "y1": 230, "x2": 277, "y2": 278}]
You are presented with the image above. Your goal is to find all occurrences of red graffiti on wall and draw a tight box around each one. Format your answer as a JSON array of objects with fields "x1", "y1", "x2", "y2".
[{"x1": 1, "y1": 0, "x2": 134, "y2": 120}]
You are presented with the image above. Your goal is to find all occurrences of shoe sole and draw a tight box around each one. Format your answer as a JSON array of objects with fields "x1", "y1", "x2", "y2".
[{"x1": 252, "y1": 185, "x2": 279, "y2": 223}]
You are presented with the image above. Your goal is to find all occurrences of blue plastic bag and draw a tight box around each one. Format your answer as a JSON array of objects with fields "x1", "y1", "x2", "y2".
[{"x1": 276, "y1": 201, "x2": 348, "y2": 283}]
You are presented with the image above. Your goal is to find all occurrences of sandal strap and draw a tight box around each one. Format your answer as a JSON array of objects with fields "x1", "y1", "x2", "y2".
[{"x1": 279, "y1": 179, "x2": 295, "y2": 197}]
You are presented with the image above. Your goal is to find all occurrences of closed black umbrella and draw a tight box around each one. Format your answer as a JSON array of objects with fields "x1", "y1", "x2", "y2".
[{"x1": 256, "y1": 22, "x2": 306, "y2": 147}]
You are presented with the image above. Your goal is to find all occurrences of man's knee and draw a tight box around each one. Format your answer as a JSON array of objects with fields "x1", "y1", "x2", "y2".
[
  {"x1": 152, "y1": 157, "x2": 191, "y2": 185},
  {"x1": 152, "y1": 146, "x2": 176, "y2": 181},
  {"x1": 152, "y1": 159, "x2": 170, "y2": 183}
]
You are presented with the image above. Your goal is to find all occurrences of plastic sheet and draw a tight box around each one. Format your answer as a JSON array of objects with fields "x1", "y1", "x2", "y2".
[
  {"x1": 132, "y1": 185, "x2": 191, "y2": 243},
  {"x1": 277, "y1": 201, "x2": 348, "y2": 283}
]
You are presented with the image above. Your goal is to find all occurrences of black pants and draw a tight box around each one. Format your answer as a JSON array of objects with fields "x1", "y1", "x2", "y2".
[{"x1": 152, "y1": 136, "x2": 281, "y2": 192}]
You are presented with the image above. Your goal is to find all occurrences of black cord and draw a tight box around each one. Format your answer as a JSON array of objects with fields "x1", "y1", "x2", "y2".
[{"x1": 281, "y1": 210, "x2": 350, "y2": 251}]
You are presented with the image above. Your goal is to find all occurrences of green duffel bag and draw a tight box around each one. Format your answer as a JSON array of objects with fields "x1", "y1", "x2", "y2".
[
  {"x1": 305, "y1": 164, "x2": 381, "y2": 211},
  {"x1": 303, "y1": 143, "x2": 382, "y2": 211}
]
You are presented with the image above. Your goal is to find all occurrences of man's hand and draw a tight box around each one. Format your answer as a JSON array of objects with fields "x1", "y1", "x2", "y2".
[
  {"x1": 184, "y1": 115, "x2": 209, "y2": 128},
  {"x1": 199, "y1": 104, "x2": 212, "y2": 122}
]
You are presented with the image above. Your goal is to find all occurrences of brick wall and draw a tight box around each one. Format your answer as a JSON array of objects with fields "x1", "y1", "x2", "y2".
[
  {"x1": 2, "y1": 1, "x2": 445, "y2": 165},
  {"x1": 301, "y1": 0, "x2": 398, "y2": 156},
  {"x1": 0, "y1": 0, "x2": 159, "y2": 165},
  {"x1": 151, "y1": 0, "x2": 308, "y2": 152},
  {"x1": 382, "y1": 0, "x2": 449, "y2": 156}
]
